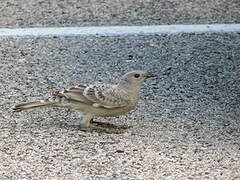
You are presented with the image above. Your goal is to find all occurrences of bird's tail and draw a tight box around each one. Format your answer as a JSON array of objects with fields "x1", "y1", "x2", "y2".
[{"x1": 12, "y1": 100, "x2": 54, "y2": 112}]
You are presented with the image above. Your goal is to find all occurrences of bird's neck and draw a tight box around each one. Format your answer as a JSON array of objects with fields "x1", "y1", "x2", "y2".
[{"x1": 117, "y1": 80, "x2": 141, "y2": 99}]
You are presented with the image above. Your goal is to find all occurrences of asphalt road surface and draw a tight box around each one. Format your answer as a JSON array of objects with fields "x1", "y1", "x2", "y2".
[
  {"x1": 0, "y1": 33, "x2": 240, "y2": 179},
  {"x1": 0, "y1": 0, "x2": 239, "y2": 27}
]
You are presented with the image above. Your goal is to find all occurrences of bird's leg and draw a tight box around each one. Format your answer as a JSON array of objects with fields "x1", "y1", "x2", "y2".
[
  {"x1": 79, "y1": 114, "x2": 93, "y2": 129},
  {"x1": 79, "y1": 114, "x2": 105, "y2": 132}
]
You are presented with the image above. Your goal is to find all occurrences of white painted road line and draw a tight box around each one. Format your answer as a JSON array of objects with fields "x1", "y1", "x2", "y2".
[{"x1": 0, "y1": 24, "x2": 240, "y2": 37}]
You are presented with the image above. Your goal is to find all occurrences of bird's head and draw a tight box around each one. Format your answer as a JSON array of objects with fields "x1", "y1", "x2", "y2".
[{"x1": 118, "y1": 70, "x2": 158, "y2": 89}]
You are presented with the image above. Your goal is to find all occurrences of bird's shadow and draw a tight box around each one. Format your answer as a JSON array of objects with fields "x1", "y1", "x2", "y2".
[{"x1": 58, "y1": 121, "x2": 132, "y2": 134}]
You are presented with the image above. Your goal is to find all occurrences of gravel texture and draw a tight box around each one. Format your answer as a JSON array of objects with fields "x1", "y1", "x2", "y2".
[
  {"x1": 0, "y1": 33, "x2": 240, "y2": 179},
  {"x1": 0, "y1": 0, "x2": 239, "y2": 28}
]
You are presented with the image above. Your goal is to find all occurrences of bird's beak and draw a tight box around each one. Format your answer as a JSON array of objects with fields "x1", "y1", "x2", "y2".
[{"x1": 146, "y1": 73, "x2": 158, "y2": 78}]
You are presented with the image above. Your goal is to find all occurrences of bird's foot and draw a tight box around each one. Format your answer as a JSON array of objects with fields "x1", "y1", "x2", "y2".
[
  {"x1": 76, "y1": 124, "x2": 109, "y2": 133},
  {"x1": 91, "y1": 121, "x2": 132, "y2": 130}
]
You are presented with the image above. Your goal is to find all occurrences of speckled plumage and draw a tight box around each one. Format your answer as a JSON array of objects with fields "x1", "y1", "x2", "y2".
[{"x1": 13, "y1": 71, "x2": 157, "y2": 128}]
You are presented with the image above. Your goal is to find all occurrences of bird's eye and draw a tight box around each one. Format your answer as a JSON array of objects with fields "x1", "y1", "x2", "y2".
[{"x1": 134, "y1": 74, "x2": 140, "y2": 78}]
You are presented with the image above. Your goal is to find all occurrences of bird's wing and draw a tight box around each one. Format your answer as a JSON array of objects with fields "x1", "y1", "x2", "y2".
[{"x1": 52, "y1": 84, "x2": 130, "y2": 108}]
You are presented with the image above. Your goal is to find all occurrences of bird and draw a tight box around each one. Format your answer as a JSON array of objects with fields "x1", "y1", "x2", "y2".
[{"x1": 12, "y1": 71, "x2": 157, "y2": 129}]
